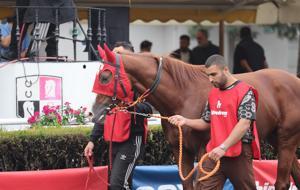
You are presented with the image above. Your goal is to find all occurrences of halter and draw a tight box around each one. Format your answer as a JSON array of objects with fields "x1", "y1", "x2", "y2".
[{"x1": 107, "y1": 55, "x2": 164, "y2": 112}]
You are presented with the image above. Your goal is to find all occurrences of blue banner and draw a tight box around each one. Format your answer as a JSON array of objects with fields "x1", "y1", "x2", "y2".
[{"x1": 133, "y1": 165, "x2": 233, "y2": 190}]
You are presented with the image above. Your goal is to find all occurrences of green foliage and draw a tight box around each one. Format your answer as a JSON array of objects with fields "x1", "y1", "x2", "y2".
[
  {"x1": 267, "y1": 23, "x2": 300, "y2": 41},
  {"x1": 0, "y1": 126, "x2": 289, "y2": 171}
]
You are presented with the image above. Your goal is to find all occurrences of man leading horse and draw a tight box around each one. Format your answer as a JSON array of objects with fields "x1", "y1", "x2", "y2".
[{"x1": 169, "y1": 54, "x2": 260, "y2": 189}]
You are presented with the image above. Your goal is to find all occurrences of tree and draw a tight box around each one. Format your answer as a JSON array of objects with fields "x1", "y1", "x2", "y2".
[{"x1": 269, "y1": 24, "x2": 300, "y2": 77}]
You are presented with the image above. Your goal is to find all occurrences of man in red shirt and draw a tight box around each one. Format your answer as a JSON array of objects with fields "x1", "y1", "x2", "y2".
[{"x1": 169, "y1": 54, "x2": 260, "y2": 190}]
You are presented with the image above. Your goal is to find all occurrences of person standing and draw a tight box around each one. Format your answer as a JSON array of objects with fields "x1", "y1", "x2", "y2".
[
  {"x1": 191, "y1": 29, "x2": 219, "y2": 65},
  {"x1": 233, "y1": 26, "x2": 268, "y2": 74},
  {"x1": 140, "y1": 40, "x2": 152, "y2": 53},
  {"x1": 5, "y1": 0, "x2": 75, "y2": 60},
  {"x1": 169, "y1": 54, "x2": 260, "y2": 190},
  {"x1": 170, "y1": 34, "x2": 192, "y2": 63},
  {"x1": 0, "y1": 19, "x2": 11, "y2": 61},
  {"x1": 84, "y1": 41, "x2": 152, "y2": 190}
]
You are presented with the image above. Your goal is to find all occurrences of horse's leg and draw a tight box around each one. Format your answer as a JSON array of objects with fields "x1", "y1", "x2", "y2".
[
  {"x1": 275, "y1": 128, "x2": 299, "y2": 190},
  {"x1": 194, "y1": 146, "x2": 208, "y2": 190},
  {"x1": 291, "y1": 155, "x2": 300, "y2": 188},
  {"x1": 172, "y1": 146, "x2": 195, "y2": 190}
]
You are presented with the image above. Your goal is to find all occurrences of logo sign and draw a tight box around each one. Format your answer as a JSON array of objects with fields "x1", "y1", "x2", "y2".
[{"x1": 16, "y1": 75, "x2": 63, "y2": 118}]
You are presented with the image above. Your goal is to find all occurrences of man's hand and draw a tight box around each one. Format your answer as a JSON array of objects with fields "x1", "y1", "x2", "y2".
[
  {"x1": 168, "y1": 115, "x2": 187, "y2": 127},
  {"x1": 208, "y1": 146, "x2": 226, "y2": 161},
  {"x1": 84, "y1": 141, "x2": 95, "y2": 157}
]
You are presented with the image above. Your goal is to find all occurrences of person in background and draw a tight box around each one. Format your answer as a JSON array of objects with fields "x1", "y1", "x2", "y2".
[
  {"x1": 5, "y1": 0, "x2": 75, "y2": 60},
  {"x1": 84, "y1": 41, "x2": 152, "y2": 190},
  {"x1": 140, "y1": 40, "x2": 152, "y2": 52},
  {"x1": 0, "y1": 18, "x2": 30, "y2": 61},
  {"x1": 170, "y1": 34, "x2": 192, "y2": 63},
  {"x1": 233, "y1": 26, "x2": 268, "y2": 74},
  {"x1": 0, "y1": 19, "x2": 11, "y2": 61},
  {"x1": 191, "y1": 29, "x2": 219, "y2": 65}
]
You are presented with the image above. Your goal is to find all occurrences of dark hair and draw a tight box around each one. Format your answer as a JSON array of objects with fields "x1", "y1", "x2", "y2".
[
  {"x1": 205, "y1": 54, "x2": 226, "y2": 69},
  {"x1": 140, "y1": 40, "x2": 152, "y2": 49},
  {"x1": 240, "y1": 26, "x2": 252, "y2": 39},
  {"x1": 180, "y1": 35, "x2": 190, "y2": 42},
  {"x1": 113, "y1": 41, "x2": 134, "y2": 52},
  {"x1": 198, "y1": 29, "x2": 208, "y2": 38}
]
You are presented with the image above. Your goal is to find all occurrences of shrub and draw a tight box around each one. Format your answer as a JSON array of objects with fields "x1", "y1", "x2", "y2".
[{"x1": 0, "y1": 126, "x2": 292, "y2": 171}]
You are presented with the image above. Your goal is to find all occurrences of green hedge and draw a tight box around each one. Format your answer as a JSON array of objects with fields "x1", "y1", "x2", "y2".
[{"x1": 0, "y1": 126, "x2": 290, "y2": 171}]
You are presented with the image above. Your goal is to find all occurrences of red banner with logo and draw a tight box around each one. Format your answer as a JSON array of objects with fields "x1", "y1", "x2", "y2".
[
  {"x1": 0, "y1": 161, "x2": 299, "y2": 190},
  {"x1": 253, "y1": 160, "x2": 299, "y2": 190},
  {"x1": 0, "y1": 166, "x2": 108, "y2": 190}
]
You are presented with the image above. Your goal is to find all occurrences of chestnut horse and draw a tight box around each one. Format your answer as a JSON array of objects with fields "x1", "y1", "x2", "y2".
[{"x1": 92, "y1": 47, "x2": 300, "y2": 190}]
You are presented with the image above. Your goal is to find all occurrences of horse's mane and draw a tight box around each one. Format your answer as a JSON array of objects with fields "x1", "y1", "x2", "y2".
[
  {"x1": 121, "y1": 52, "x2": 208, "y2": 89},
  {"x1": 163, "y1": 56, "x2": 208, "y2": 89}
]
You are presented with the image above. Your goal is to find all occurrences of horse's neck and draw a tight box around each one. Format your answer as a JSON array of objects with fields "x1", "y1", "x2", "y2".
[{"x1": 124, "y1": 55, "x2": 210, "y2": 116}]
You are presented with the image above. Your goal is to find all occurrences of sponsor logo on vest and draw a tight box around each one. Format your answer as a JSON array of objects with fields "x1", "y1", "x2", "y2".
[
  {"x1": 216, "y1": 100, "x2": 222, "y2": 109},
  {"x1": 211, "y1": 110, "x2": 228, "y2": 117}
]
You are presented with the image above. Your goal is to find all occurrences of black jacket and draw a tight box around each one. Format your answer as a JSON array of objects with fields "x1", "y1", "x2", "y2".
[{"x1": 191, "y1": 41, "x2": 219, "y2": 65}]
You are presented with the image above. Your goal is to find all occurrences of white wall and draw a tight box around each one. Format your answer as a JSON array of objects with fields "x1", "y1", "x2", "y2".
[
  {"x1": 129, "y1": 23, "x2": 298, "y2": 74},
  {"x1": 0, "y1": 62, "x2": 99, "y2": 119},
  {"x1": 1, "y1": 22, "x2": 299, "y2": 120}
]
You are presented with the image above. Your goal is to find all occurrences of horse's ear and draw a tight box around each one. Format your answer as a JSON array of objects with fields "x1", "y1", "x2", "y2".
[
  {"x1": 97, "y1": 45, "x2": 107, "y2": 62},
  {"x1": 103, "y1": 43, "x2": 116, "y2": 63}
]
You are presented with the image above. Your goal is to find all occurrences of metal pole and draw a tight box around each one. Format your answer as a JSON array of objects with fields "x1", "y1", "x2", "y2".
[
  {"x1": 97, "y1": 9, "x2": 101, "y2": 46},
  {"x1": 87, "y1": 8, "x2": 92, "y2": 60},
  {"x1": 16, "y1": 7, "x2": 20, "y2": 60},
  {"x1": 219, "y1": 20, "x2": 224, "y2": 56},
  {"x1": 34, "y1": 7, "x2": 40, "y2": 62},
  {"x1": 76, "y1": 17, "x2": 99, "y2": 60},
  {"x1": 0, "y1": 24, "x2": 2, "y2": 45},
  {"x1": 101, "y1": 10, "x2": 107, "y2": 46},
  {"x1": 55, "y1": 8, "x2": 59, "y2": 62},
  {"x1": 72, "y1": 7, "x2": 77, "y2": 61}
]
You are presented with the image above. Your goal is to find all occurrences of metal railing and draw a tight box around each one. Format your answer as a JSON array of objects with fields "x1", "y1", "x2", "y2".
[{"x1": 0, "y1": 5, "x2": 107, "y2": 62}]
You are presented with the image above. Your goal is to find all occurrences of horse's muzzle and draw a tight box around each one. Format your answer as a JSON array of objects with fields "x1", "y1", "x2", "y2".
[{"x1": 91, "y1": 104, "x2": 109, "y2": 124}]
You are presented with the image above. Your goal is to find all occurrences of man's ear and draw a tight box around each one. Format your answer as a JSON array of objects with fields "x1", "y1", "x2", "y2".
[{"x1": 223, "y1": 66, "x2": 229, "y2": 72}]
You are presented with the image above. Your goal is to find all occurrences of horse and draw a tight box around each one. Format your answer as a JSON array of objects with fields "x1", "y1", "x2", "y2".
[{"x1": 91, "y1": 45, "x2": 300, "y2": 190}]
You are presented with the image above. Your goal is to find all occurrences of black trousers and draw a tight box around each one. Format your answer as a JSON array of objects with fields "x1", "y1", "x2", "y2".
[{"x1": 109, "y1": 135, "x2": 144, "y2": 190}]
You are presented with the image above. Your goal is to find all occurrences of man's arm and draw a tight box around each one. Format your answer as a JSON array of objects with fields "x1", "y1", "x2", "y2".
[
  {"x1": 209, "y1": 118, "x2": 251, "y2": 161},
  {"x1": 169, "y1": 101, "x2": 210, "y2": 130},
  {"x1": 0, "y1": 24, "x2": 11, "y2": 48},
  {"x1": 219, "y1": 118, "x2": 251, "y2": 151},
  {"x1": 240, "y1": 59, "x2": 253, "y2": 72},
  {"x1": 168, "y1": 116, "x2": 210, "y2": 131},
  {"x1": 84, "y1": 122, "x2": 104, "y2": 157},
  {"x1": 0, "y1": 35, "x2": 10, "y2": 48}
]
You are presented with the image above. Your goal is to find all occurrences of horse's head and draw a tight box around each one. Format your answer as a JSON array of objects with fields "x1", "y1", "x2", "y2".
[{"x1": 92, "y1": 44, "x2": 134, "y2": 123}]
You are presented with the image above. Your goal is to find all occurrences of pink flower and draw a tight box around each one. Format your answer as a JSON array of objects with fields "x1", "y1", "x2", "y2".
[
  {"x1": 64, "y1": 102, "x2": 71, "y2": 106},
  {"x1": 74, "y1": 110, "x2": 81, "y2": 115},
  {"x1": 83, "y1": 107, "x2": 87, "y2": 112},
  {"x1": 43, "y1": 105, "x2": 50, "y2": 115},
  {"x1": 34, "y1": 111, "x2": 40, "y2": 117},
  {"x1": 27, "y1": 116, "x2": 36, "y2": 124},
  {"x1": 56, "y1": 114, "x2": 62, "y2": 124}
]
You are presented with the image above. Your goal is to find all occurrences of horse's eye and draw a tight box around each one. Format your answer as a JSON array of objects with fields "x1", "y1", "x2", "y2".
[{"x1": 100, "y1": 70, "x2": 113, "y2": 84}]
